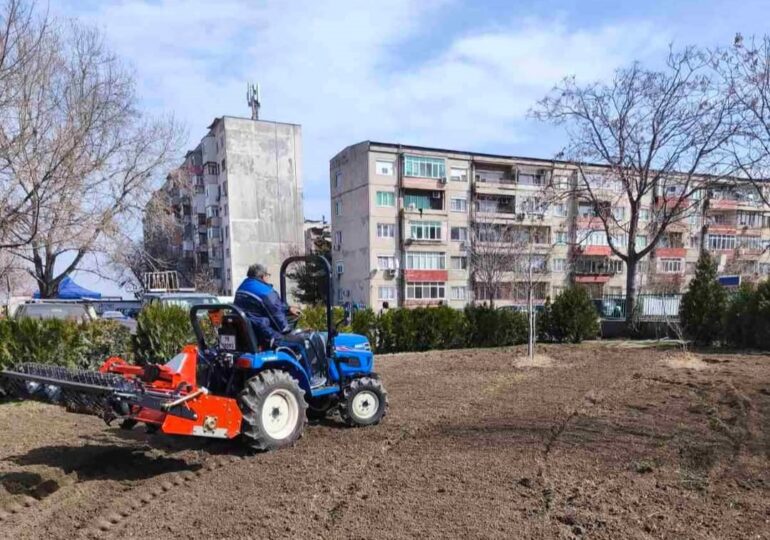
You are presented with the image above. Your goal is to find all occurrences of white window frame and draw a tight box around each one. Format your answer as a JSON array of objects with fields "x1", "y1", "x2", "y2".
[
  {"x1": 378, "y1": 286, "x2": 396, "y2": 300},
  {"x1": 552, "y1": 258, "x2": 566, "y2": 272},
  {"x1": 708, "y1": 234, "x2": 736, "y2": 251},
  {"x1": 450, "y1": 197, "x2": 467, "y2": 213},
  {"x1": 450, "y1": 168, "x2": 468, "y2": 182},
  {"x1": 336, "y1": 262, "x2": 344, "y2": 275},
  {"x1": 555, "y1": 231, "x2": 568, "y2": 245},
  {"x1": 375, "y1": 160, "x2": 394, "y2": 176},
  {"x1": 335, "y1": 200, "x2": 342, "y2": 216},
  {"x1": 406, "y1": 281, "x2": 446, "y2": 300},
  {"x1": 659, "y1": 258, "x2": 683, "y2": 274},
  {"x1": 376, "y1": 223, "x2": 395, "y2": 238},
  {"x1": 450, "y1": 286, "x2": 467, "y2": 301},
  {"x1": 334, "y1": 231, "x2": 342, "y2": 246},
  {"x1": 376, "y1": 191, "x2": 395, "y2": 207},
  {"x1": 450, "y1": 256, "x2": 467, "y2": 270},
  {"x1": 409, "y1": 221, "x2": 442, "y2": 241},
  {"x1": 334, "y1": 171, "x2": 342, "y2": 188},
  {"x1": 377, "y1": 255, "x2": 397, "y2": 270},
  {"x1": 405, "y1": 251, "x2": 446, "y2": 270},
  {"x1": 450, "y1": 226, "x2": 468, "y2": 242}
]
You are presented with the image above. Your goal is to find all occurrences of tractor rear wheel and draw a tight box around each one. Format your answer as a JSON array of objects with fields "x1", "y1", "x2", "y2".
[
  {"x1": 340, "y1": 377, "x2": 388, "y2": 427},
  {"x1": 238, "y1": 370, "x2": 307, "y2": 452}
]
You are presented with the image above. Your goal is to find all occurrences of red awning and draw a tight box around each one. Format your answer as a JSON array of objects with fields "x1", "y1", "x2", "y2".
[
  {"x1": 404, "y1": 270, "x2": 448, "y2": 282},
  {"x1": 582, "y1": 245, "x2": 612, "y2": 256},
  {"x1": 574, "y1": 275, "x2": 611, "y2": 284},
  {"x1": 654, "y1": 247, "x2": 687, "y2": 258}
]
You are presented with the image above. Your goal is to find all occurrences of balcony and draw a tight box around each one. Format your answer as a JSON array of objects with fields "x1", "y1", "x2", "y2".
[
  {"x1": 573, "y1": 257, "x2": 621, "y2": 277},
  {"x1": 403, "y1": 269, "x2": 448, "y2": 281},
  {"x1": 403, "y1": 189, "x2": 444, "y2": 213},
  {"x1": 475, "y1": 167, "x2": 515, "y2": 186},
  {"x1": 654, "y1": 247, "x2": 687, "y2": 258},
  {"x1": 475, "y1": 195, "x2": 516, "y2": 216},
  {"x1": 402, "y1": 176, "x2": 446, "y2": 191}
]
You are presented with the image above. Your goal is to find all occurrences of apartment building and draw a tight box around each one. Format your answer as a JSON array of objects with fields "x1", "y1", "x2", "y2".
[
  {"x1": 329, "y1": 141, "x2": 770, "y2": 309},
  {"x1": 146, "y1": 116, "x2": 304, "y2": 294}
]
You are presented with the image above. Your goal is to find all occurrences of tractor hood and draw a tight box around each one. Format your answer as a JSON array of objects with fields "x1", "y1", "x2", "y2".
[{"x1": 333, "y1": 332, "x2": 371, "y2": 352}]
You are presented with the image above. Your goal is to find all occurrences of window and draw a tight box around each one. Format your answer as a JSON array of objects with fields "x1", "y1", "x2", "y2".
[
  {"x1": 555, "y1": 231, "x2": 568, "y2": 245},
  {"x1": 406, "y1": 282, "x2": 446, "y2": 299},
  {"x1": 377, "y1": 256, "x2": 396, "y2": 270},
  {"x1": 335, "y1": 200, "x2": 342, "y2": 216},
  {"x1": 760, "y1": 263, "x2": 770, "y2": 275},
  {"x1": 708, "y1": 234, "x2": 736, "y2": 250},
  {"x1": 334, "y1": 171, "x2": 342, "y2": 188},
  {"x1": 334, "y1": 231, "x2": 342, "y2": 246},
  {"x1": 222, "y1": 181, "x2": 228, "y2": 197},
  {"x1": 608, "y1": 286, "x2": 623, "y2": 295},
  {"x1": 225, "y1": 248, "x2": 230, "y2": 258},
  {"x1": 376, "y1": 191, "x2": 395, "y2": 207},
  {"x1": 224, "y1": 225, "x2": 228, "y2": 239},
  {"x1": 639, "y1": 208, "x2": 650, "y2": 221},
  {"x1": 409, "y1": 221, "x2": 442, "y2": 240},
  {"x1": 450, "y1": 286, "x2": 467, "y2": 301},
  {"x1": 450, "y1": 197, "x2": 467, "y2": 212},
  {"x1": 737, "y1": 211, "x2": 761, "y2": 227},
  {"x1": 660, "y1": 258, "x2": 683, "y2": 273},
  {"x1": 207, "y1": 162, "x2": 219, "y2": 175},
  {"x1": 406, "y1": 252, "x2": 445, "y2": 270},
  {"x1": 376, "y1": 223, "x2": 395, "y2": 238},
  {"x1": 552, "y1": 258, "x2": 566, "y2": 272},
  {"x1": 552, "y1": 203, "x2": 567, "y2": 217},
  {"x1": 450, "y1": 168, "x2": 467, "y2": 182},
  {"x1": 613, "y1": 207, "x2": 626, "y2": 221},
  {"x1": 375, "y1": 161, "x2": 394, "y2": 176},
  {"x1": 221, "y1": 159, "x2": 226, "y2": 172},
  {"x1": 404, "y1": 155, "x2": 445, "y2": 179},
  {"x1": 636, "y1": 235, "x2": 648, "y2": 250},
  {"x1": 336, "y1": 262, "x2": 344, "y2": 275},
  {"x1": 450, "y1": 227, "x2": 468, "y2": 241},
  {"x1": 450, "y1": 256, "x2": 467, "y2": 270},
  {"x1": 226, "y1": 268, "x2": 231, "y2": 281},
  {"x1": 404, "y1": 191, "x2": 443, "y2": 210},
  {"x1": 740, "y1": 236, "x2": 763, "y2": 250},
  {"x1": 378, "y1": 286, "x2": 396, "y2": 300}
]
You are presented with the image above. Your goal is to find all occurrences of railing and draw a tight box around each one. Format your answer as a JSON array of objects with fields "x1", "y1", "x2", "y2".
[{"x1": 593, "y1": 294, "x2": 682, "y2": 320}]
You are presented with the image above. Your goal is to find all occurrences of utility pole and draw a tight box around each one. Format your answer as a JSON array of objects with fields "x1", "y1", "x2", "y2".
[{"x1": 247, "y1": 82, "x2": 261, "y2": 120}]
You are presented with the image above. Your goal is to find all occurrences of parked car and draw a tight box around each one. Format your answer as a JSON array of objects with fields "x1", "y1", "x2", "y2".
[
  {"x1": 15, "y1": 301, "x2": 98, "y2": 322},
  {"x1": 141, "y1": 292, "x2": 220, "y2": 310},
  {"x1": 100, "y1": 310, "x2": 138, "y2": 334}
]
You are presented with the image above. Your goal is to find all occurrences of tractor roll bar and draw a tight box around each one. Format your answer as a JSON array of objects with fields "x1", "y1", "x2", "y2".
[{"x1": 279, "y1": 255, "x2": 334, "y2": 355}]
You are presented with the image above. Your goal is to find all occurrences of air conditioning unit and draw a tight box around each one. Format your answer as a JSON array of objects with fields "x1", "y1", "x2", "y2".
[
  {"x1": 458, "y1": 241, "x2": 467, "y2": 250},
  {"x1": 432, "y1": 191, "x2": 441, "y2": 199},
  {"x1": 385, "y1": 268, "x2": 397, "y2": 278},
  {"x1": 408, "y1": 203, "x2": 417, "y2": 210},
  {"x1": 438, "y1": 177, "x2": 447, "y2": 184}
]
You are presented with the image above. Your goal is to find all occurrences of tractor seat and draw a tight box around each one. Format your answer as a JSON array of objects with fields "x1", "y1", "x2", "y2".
[{"x1": 219, "y1": 313, "x2": 257, "y2": 353}]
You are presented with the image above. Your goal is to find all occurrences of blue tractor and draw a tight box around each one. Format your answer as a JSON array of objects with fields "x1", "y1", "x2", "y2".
[{"x1": 194, "y1": 255, "x2": 389, "y2": 451}]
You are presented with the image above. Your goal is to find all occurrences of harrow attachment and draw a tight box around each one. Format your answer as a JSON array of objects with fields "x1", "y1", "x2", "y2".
[
  {"x1": 0, "y1": 347, "x2": 243, "y2": 439},
  {"x1": 0, "y1": 362, "x2": 138, "y2": 418}
]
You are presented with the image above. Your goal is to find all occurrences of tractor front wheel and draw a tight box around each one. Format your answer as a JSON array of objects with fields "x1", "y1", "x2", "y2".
[
  {"x1": 340, "y1": 377, "x2": 388, "y2": 427},
  {"x1": 239, "y1": 370, "x2": 307, "y2": 452}
]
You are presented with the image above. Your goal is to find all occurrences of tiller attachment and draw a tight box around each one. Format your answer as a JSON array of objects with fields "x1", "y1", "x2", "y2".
[{"x1": 0, "y1": 346, "x2": 242, "y2": 439}]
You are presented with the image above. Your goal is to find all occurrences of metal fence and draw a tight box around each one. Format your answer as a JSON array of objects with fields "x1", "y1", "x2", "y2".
[{"x1": 594, "y1": 294, "x2": 682, "y2": 321}]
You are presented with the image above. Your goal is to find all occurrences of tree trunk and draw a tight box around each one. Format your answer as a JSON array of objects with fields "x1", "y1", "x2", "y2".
[{"x1": 625, "y1": 256, "x2": 638, "y2": 329}]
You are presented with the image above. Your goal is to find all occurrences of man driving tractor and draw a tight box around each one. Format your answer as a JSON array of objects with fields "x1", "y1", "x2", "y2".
[{"x1": 234, "y1": 263, "x2": 325, "y2": 387}]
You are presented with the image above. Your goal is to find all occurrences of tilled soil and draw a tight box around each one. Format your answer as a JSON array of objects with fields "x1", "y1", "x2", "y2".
[{"x1": 0, "y1": 344, "x2": 768, "y2": 539}]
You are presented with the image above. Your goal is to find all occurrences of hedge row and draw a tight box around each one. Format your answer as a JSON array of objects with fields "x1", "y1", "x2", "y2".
[
  {"x1": 0, "y1": 318, "x2": 133, "y2": 370},
  {"x1": 680, "y1": 253, "x2": 770, "y2": 349},
  {"x1": 0, "y1": 285, "x2": 600, "y2": 373}
]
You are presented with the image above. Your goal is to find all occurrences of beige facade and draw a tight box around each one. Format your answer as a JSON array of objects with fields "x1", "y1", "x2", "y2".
[
  {"x1": 330, "y1": 141, "x2": 770, "y2": 310},
  {"x1": 149, "y1": 116, "x2": 304, "y2": 295}
]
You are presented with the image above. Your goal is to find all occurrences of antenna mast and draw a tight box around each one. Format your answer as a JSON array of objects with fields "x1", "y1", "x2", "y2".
[{"x1": 247, "y1": 82, "x2": 261, "y2": 120}]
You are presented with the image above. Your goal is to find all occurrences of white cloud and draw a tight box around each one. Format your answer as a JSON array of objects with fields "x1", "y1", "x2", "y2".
[{"x1": 61, "y1": 1, "x2": 672, "y2": 221}]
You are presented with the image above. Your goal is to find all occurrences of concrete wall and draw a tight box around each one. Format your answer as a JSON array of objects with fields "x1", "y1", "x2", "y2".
[{"x1": 224, "y1": 117, "x2": 304, "y2": 293}]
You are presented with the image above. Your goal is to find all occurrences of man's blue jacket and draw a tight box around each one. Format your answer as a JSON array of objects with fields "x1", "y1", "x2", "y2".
[{"x1": 234, "y1": 277, "x2": 291, "y2": 343}]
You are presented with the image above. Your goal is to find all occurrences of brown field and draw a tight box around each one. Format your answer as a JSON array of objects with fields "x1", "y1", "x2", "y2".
[{"x1": 0, "y1": 344, "x2": 768, "y2": 539}]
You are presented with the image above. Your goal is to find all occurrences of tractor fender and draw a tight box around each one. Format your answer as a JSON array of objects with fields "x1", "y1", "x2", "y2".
[{"x1": 237, "y1": 350, "x2": 311, "y2": 393}]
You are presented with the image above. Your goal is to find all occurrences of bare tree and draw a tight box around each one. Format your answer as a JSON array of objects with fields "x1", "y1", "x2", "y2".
[
  {"x1": 0, "y1": 0, "x2": 51, "y2": 250},
  {"x1": 1, "y1": 5, "x2": 184, "y2": 297},
  {"x1": 532, "y1": 47, "x2": 743, "y2": 325},
  {"x1": 717, "y1": 34, "x2": 770, "y2": 203},
  {"x1": 467, "y1": 219, "x2": 521, "y2": 308}
]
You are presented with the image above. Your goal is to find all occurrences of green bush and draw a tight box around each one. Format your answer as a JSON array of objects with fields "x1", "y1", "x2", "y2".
[
  {"x1": 680, "y1": 253, "x2": 727, "y2": 346},
  {"x1": 545, "y1": 286, "x2": 600, "y2": 343},
  {"x1": 80, "y1": 320, "x2": 133, "y2": 369},
  {"x1": 464, "y1": 305, "x2": 528, "y2": 348},
  {"x1": 723, "y1": 283, "x2": 756, "y2": 348},
  {"x1": 752, "y1": 280, "x2": 770, "y2": 350},
  {"x1": 132, "y1": 303, "x2": 195, "y2": 365},
  {"x1": 350, "y1": 308, "x2": 377, "y2": 345},
  {"x1": 298, "y1": 305, "x2": 351, "y2": 333}
]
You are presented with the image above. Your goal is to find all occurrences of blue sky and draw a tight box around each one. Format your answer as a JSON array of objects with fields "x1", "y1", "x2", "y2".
[{"x1": 52, "y1": 0, "x2": 769, "y2": 295}]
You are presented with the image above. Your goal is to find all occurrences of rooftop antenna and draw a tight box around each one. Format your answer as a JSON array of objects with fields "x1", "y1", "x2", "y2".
[{"x1": 247, "y1": 82, "x2": 261, "y2": 120}]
